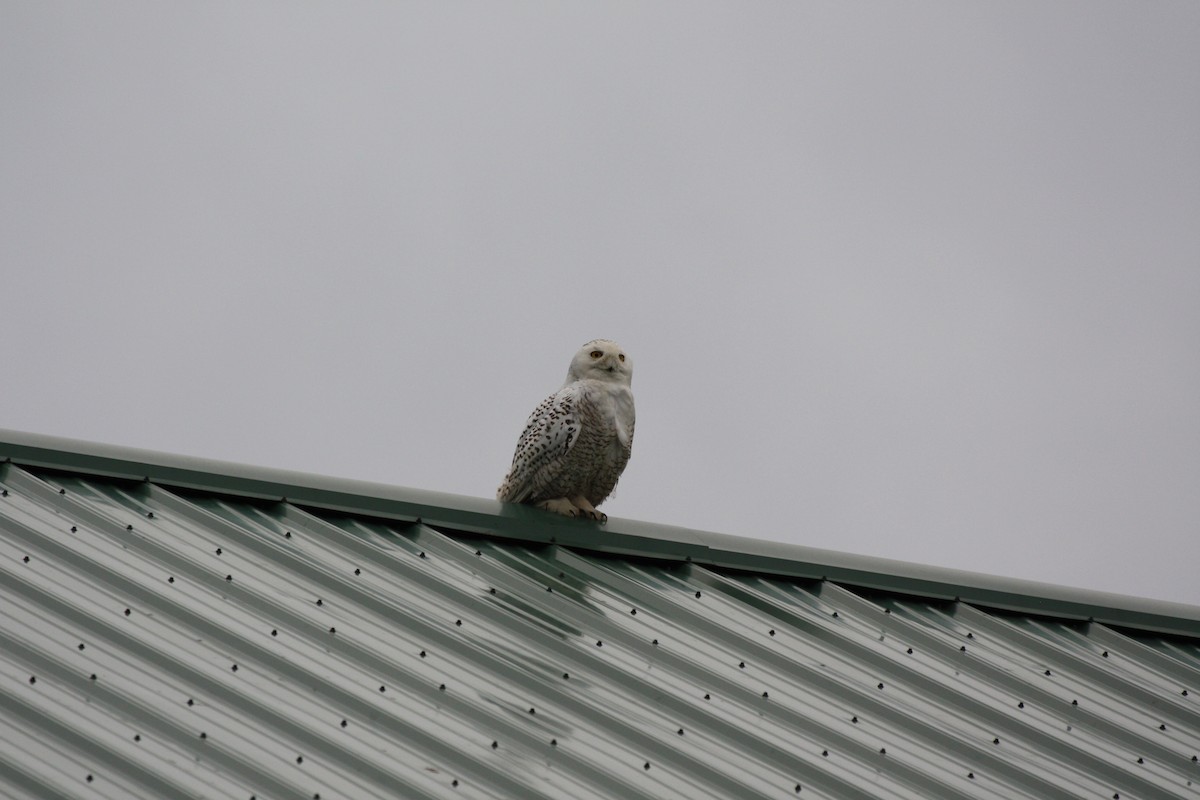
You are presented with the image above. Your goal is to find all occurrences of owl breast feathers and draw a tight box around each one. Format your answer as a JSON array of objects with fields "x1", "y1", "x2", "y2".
[{"x1": 497, "y1": 339, "x2": 635, "y2": 521}]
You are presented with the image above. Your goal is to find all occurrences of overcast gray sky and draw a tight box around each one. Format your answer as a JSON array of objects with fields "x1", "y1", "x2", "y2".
[{"x1": 3, "y1": 2, "x2": 1198, "y2": 606}]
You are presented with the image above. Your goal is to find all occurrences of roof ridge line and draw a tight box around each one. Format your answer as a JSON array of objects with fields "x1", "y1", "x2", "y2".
[{"x1": 3, "y1": 426, "x2": 1197, "y2": 638}]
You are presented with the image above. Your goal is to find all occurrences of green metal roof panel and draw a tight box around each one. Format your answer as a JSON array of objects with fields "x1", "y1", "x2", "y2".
[
  {"x1": 1, "y1": 433, "x2": 1199, "y2": 798},
  {"x1": 3, "y1": 427, "x2": 1197, "y2": 639}
]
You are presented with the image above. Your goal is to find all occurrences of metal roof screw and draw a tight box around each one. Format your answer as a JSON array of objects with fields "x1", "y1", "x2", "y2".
[
  {"x1": 226, "y1": 575, "x2": 233, "y2": 582},
  {"x1": 1018, "y1": 702, "x2": 1024, "y2": 709},
  {"x1": 596, "y1": 640, "x2": 603, "y2": 647},
  {"x1": 769, "y1": 629, "x2": 775, "y2": 636},
  {"x1": 215, "y1": 548, "x2": 222, "y2": 555},
  {"x1": 420, "y1": 651, "x2": 427, "y2": 658},
  {"x1": 966, "y1": 632, "x2": 974, "y2": 638},
  {"x1": 127, "y1": 524, "x2": 133, "y2": 531},
  {"x1": 296, "y1": 756, "x2": 303, "y2": 764},
  {"x1": 187, "y1": 698, "x2": 194, "y2": 706},
  {"x1": 231, "y1": 664, "x2": 238, "y2": 672},
  {"x1": 59, "y1": 488, "x2": 65, "y2": 494},
  {"x1": 167, "y1": 576, "x2": 174, "y2": 583},
  {"x1": 90, "y1": 674, "x2": 97, "y2": 681},
  {"x1": 1183, "y1": 689, "x2": 1190, "y2": 697},
  {"x1": 1102, "y1": 651, "x2": 1109, "y2": 657},
  {"x1": 550, "y1": 739, "x2": 557, "y2": 747},
  {"x1": 1044, "y1": 670, "x2": 1051, "y2": 676},
  {"x1": 200, "y1": 732, "x2": 207, "y2": 739},
  {"x1": 794, "y1": 784, "x2": 801, "y2": 793},
  {"x1": 993, "y1": 738, "x2": 1000, "y2": 745},
  {"x1": 124, "y1": 608, "x2": 130, "y2": 616},
  {"x1": 630, "y1": 608, "x2": 637, "y2": 615},
  {"x1": 739, "y1": 662, "x2": 745, "y2": 669},
  {"x1": 652, "y1": 639, "x2": 659, "y2": 646},
  {"x1": 1136, "y1": 757, "x2": 1144, "y2": 764},
  {"x1": 851, "y1": 716, "x2": 858, "y2": 723},
  {"x1": 643, "y1": 762, "x2": 650, "y2": 770},
  {"x1": 704, "y1": 693, "x2": 711, "y2": 700},
  {"x1": 1071, "y1": 699, "x2": 1078, "y2": 706},
  {"x1": 23, "y1": 556, "x2": 29, "y2": 563},
  {"x1": 86, "y1": 774, "x2": 93, "y2": 782},
  {"x1": 271, "y1": 629, "x2": 278, "y2": 636},
  {"x1": 0, "y1": 489, "x2": 6, "y2": 496},
  {"x1": 1159, "y1": 724, "x2": 1166, "y2": 730},
  {"x1": 546, "y1": 586, "x2": 552, "y2": 592},
  {"x1": 821, "y1": 750, "x2": 828, "y2": 757},
  {"x1": 1113, "y1": 794, "x2": 1119, "y2": 799},
  {"x1": 419, "y1": 552, "x2": 426, "y2": 559},
  {"x1": 491, "y1": 741, "x2": 498, "y2": 749},
  {"x1": 762, "y1": 691, "x2": 769, "y2": 698},
  {"x1": 528, "y1": 707, "x2": 534, "y2": 714},
  {"x1": 455, "y1": 619, "x2": 462, "y2": 626},
  {"x1": 475, "y1": 550, "x2": 482, "y2": 556},
  {"x1": 134, "y1": 734, "x2": 140, "y2": 742},
  {"x1": 678, "y1": 728, "x2": 684, "y2": 735},
  {"x1": 832, "y1": 611, "x2": 839, "y2": 618},
  {"x1": 439, "y1": 684, "x2": 446, "y2": 691},
  {"x1": 316, "y1": 599, "x2": 323, "y2": 606},
  {"x1": 70, "y1": 526, "x2": 77, "y2": 532},
  {"x1": 78, "y1": 643, "x2": 85, "y2": 650},
  {"x1": 878, "y1": 683, "x2": 884, "y2": 690},
  {"x1": 695, "y1": 591, "x2": 701, "y2": 598},
  {"x1": 340, "y1": 720, "x2": 347, "y2": 728},
  {"x1": 967, "y1": 772, "x2": 974, "y2": 779},
  {"x1": 329, "y1": 627, "x2": 336, "y2": 633},
  {"x1": 879, "y1": 748, "x2": 887, "y2": 755},
  {"x1": 884, "y1": 608, "x2": 891, "y2": 614},
  {"x1": 1192, "y1": 755, "x2": 1198, "y2": 761},
  {"x1": 562, "y1": 672, "x2": 569, "y2": 679},
  {"x1": 452, "y1": 780, "x2": 458, "y2": 787},
  {"x1": 29, "y1": 676, "x2": 36, "y2": 684},
  {"x1": 353, "y1": 568, "x2": 360, "y2": 575},
  {"x1": 146, "y1": 511, "x2": 154, "y2": 518},
  {"x1": 489, "y1": 588, "x2": 496, "y2": 594},
  {"x1": 960, "y1": 646, "x2": 967, "y2": 652},
  {"x1": 285, "y1": 531, "x2": 292, "y2": 538},
  {"x1": 379, "y1": 685, "x2": 386, "y2": 692}
]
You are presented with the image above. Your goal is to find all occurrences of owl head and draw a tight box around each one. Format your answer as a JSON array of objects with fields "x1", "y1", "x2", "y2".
[{"x1": 566, "y1": 339, "x2": 632, "y2": 386}]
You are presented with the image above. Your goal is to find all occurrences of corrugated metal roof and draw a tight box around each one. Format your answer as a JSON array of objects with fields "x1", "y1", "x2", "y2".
[{"x1": 1, "y1": 431, "x2": 1199, "y2": 799}]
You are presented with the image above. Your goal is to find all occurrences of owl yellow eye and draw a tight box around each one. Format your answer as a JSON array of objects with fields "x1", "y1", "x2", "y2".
[
  {"x1": 618, "y1": 354, "x2": 625, "y2": 362},
  {"x1": 590, "y1": 350, "x2": 603, "y2": 358}
]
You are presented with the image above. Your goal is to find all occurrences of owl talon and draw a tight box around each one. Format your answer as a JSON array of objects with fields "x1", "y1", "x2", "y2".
[
  {"x1": 536, "y1": 498, "x2": 582, "y2": 517},
  {"x1": 568, "y1": 496, "x2": 606, "y2": 523}
]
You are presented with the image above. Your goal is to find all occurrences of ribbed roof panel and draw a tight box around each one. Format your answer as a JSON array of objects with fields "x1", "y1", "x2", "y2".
[{"x1": 1, "y1": 461, "x2": 1198, "y2": 799}]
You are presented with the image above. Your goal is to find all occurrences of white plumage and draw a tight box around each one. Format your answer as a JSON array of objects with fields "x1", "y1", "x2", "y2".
[{"x1": 497, "y1": 339, "x2": 635, "y2": 521}]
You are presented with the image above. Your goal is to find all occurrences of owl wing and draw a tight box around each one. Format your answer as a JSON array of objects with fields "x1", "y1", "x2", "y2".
[{"x1": 496, "y1": 384, "x2": 582, "y2": 503}]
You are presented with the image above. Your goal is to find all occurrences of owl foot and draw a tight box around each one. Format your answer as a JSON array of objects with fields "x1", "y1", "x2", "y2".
[
  {"x1": 569, "y1": 496, "x2": 607, "y2": 523},
  {"x1": 536, "y1": 497, "x2": 582, "y2": 517}
]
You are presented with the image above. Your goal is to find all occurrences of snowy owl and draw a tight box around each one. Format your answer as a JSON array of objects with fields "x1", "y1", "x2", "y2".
[{"x1": 497, "y1": 339, "x2": 635, "y2": 521}]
